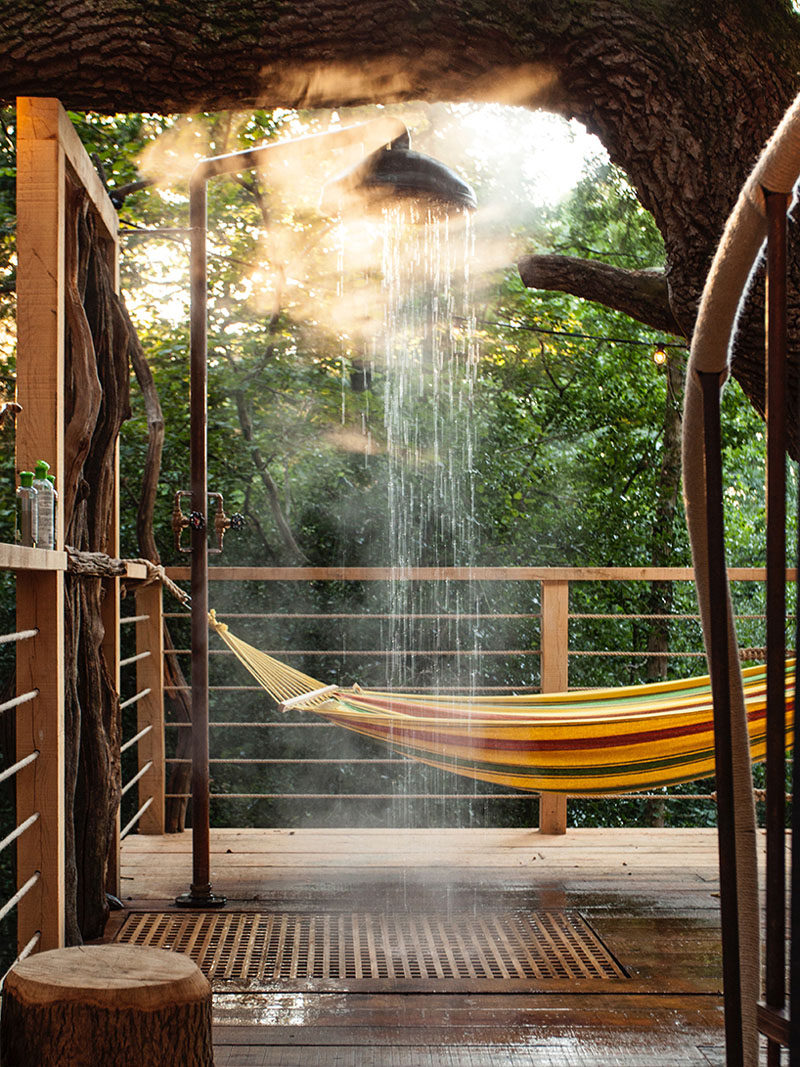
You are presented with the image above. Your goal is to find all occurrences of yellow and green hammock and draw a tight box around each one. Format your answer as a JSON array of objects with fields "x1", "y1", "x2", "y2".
[{"x1": 209, "y1": 612, "x2": 795, "y2": 796}]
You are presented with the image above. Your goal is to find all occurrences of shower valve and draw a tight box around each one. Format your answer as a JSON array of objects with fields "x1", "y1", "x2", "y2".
[{"x1": 172, "y1": 491, "x2": 244, "y2": 553}]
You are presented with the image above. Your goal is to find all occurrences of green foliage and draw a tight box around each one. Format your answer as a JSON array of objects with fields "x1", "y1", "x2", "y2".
[{"x1": 0, "y1": 103, "x2": 784, "y2": 836}]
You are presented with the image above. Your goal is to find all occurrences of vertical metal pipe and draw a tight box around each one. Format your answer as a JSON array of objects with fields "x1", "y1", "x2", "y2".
[
  {"x1": 699, "y1": 370, "x2": 743, "y2": 1067},
  {"x1": 764, "y1": 188, "x2": 789, "y2": 1064},
  {"x1": 169, "y1": 119, "x2": 408, "y2": 909},
  {"x1": 175, "y1": 170, "x2": 225, "y2": 907}
]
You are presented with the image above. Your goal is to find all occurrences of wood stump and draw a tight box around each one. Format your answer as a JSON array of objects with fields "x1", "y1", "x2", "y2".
[{"x1": 0, "y1": 945, "x2": 213, "y2": 1066}]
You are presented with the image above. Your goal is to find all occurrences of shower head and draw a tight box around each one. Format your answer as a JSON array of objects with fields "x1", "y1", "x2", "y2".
[{"x1": 320, "y1": 128, "x2": 477, "y2": 218}]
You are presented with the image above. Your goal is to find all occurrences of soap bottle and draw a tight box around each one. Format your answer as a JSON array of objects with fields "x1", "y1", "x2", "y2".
[
  {"x1": 16, "y1": 471, "x2": 38, "y2": 547},
  {"x1": 33, "y1": 460, "x2": 54, "y2": 550}
]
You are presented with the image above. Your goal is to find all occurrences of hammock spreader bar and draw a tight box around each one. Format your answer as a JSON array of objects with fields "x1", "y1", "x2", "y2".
[{"x1": 208, "y1": 612, "x2": 794, "y2": 797}]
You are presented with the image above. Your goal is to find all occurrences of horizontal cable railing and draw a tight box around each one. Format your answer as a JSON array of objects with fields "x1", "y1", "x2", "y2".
[
  {"x1": 0, "y1": 618, "x2": 45, "y2": 977},
  {"x1": 118, "y1": 604, "x2": 157, "y2": 841},
  {"x1": 156, "y1": 566, "x2": 790, "y2": 819}
]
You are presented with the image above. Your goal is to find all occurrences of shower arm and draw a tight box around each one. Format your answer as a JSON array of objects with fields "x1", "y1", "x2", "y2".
[{"x1": 179, "y1": 115, "x2": 408, "y2": 908}]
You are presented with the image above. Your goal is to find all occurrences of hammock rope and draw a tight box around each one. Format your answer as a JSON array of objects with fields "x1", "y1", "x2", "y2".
[{"x1": 208, "y1": 611, "x2": 794, "y2": 797}]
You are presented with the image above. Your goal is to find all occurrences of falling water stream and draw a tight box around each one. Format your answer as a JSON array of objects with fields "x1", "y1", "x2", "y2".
[
  {"x1": 338, "y1": 204, "x2": 481, "y2": 829},
  {"x1": 380, "y1": 205, "x2": 479, "y2": 695}
]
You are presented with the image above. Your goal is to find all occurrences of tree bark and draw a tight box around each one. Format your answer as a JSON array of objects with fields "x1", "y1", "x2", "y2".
[
  {"x1": 1, "y1": 946, "x2": 212, "y2": 1067},
  {"x1": 517, "y1": 256, "x2": 681, "y2": 335},
  {"x1": 1, "y1": 0, "x2": 798, "y2": 434},
  {"x1": 63, "y1": 177, "x2": 131, "y2": 942}
]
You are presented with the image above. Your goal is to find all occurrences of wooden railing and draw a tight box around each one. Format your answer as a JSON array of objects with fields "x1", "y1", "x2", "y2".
[
  {"x1": 156, "y1": 565, "x2": 789, "y2": 836},
  {"x1": 5, "y1": 546, "x2": 68, "y2": 963}
]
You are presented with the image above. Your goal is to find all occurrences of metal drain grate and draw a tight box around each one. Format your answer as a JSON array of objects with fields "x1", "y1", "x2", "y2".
[{"x1": 114, "y1": 910, "x2": 627, "y2": 989}]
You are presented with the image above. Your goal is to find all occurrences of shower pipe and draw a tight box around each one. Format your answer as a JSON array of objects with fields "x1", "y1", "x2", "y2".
[{"x1": 179, "y1": 115, "x2": 410, "y2": 908}]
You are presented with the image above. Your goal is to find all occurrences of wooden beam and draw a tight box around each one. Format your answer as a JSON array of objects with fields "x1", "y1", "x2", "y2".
[
  {"x1": 57, "y1": 107, "x2": 118, "y2": 245},
  {"x1": 539, "y1": 580, "x2": 569, "y2": 836},
  {"x1": 15, "y1": 98, "x2": 65, "y2": 526},
  {"x1": 0, "y1": 545, "x2": 66, "y2": 571},
  {"x1": 15, "y1": 97, "x2": 68, "y2": 952},
  {"x1": 15, "y1": 571, "x2": 65, "y2": 951},
  {"x1": 101, "y1": 255, "x2": 122, "y2": 898},
  {"x1": 165, "y1": 565, "x2": 791, "y2": 583},
  {"x1": 134, "y1": 583, "x2": 165, "y2": 834}
]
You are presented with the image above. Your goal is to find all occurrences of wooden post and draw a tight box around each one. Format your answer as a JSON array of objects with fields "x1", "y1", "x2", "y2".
[
  {"x1": 15, "y1": 98, "x2": 67, "y2": 951},
  {"x1": 539, "y1": 579, "x2": 569, "y2": 835},
  {"x1": 134, "y1": 583, "x2": 165, "y2": 834},
  {"x1": 103, "y1": 456, "x2": 121, "y2": 896}
]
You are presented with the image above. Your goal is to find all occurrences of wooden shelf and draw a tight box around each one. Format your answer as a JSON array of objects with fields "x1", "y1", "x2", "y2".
[{"x1": 0, "y1": 543, "x2": 67, "y2": 572}]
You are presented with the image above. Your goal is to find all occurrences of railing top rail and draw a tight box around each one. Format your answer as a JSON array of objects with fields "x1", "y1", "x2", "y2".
[{"x1": 165, "y1": 565, "x2": 794, "y2": 582}]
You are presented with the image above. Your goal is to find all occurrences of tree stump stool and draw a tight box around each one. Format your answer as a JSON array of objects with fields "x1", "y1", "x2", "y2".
[{"x1": 0, "y1": 944, "x2": 213, "y2": 1066}]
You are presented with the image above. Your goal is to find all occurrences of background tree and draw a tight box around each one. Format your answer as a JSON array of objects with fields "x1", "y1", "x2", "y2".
[{"x1": 0, "y1": 0, "x2": 799, "y2": 441}]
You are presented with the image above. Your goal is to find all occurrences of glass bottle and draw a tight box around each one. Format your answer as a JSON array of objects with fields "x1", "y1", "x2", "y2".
[
  {"x1": 33, "y1": 460, "x2": 54, "y2": 550},
  {"x1": 16, "y1": 471, "x2": 38, "y2": 547},
  {"x1": 46, "y1": 474, "x2": 58, "y2": 549}
]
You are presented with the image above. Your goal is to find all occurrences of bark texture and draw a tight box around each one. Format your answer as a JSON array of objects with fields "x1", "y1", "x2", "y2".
[
  {"x1": 0, "y1": 946, "x2": 212, "y2": 1067},
  {"x1": 63, "y1": 177, "x2": 131, "y2": 941},
  {"x1": 517, "y1": 256, "x2": 680, "y2": 335},
  {"x1": 1, "y1": 0, "x2": 799, "y2": 434}
]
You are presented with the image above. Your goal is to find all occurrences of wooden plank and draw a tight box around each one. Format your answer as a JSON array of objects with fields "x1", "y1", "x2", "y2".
[
  {"x1": 57, "y1": 106, "x2": 118, "y2": 244},
  {"x1": 99, "y1": 198, "x2": 122, "y2": 900},
  {"x1": 14, "y1": 97, "x2": 67, "y2": 954},
  {"x1": 15, "y1": 571, "x2": 65, "y2": 951},
  {"x1": 166, "y1": 565, "x2": 793, "y2": 582},
  {"x1": 134, "y1": 583, "x2": 165, "y2": 833},
  {"x1": 15, "y1": 98, "x2": 65, "y2": 521},
  {"x1": 539, "y1": 580, "x2": 569, "y2": 835},
  {"x1": 0, "y1": 544, "x2": 66, "y2": 571}
]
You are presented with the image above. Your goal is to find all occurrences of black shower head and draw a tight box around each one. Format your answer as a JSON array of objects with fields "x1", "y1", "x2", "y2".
[{"x1": 320, "y1": 129, "x2": 477, "y2": 218}]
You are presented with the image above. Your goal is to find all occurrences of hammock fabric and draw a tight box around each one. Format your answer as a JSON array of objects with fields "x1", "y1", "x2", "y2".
[{"x1": 209, "y1": 612, "x2": 795, "y2": 796}]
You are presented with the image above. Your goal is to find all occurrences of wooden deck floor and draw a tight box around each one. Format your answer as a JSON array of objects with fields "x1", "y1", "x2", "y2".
[{"x1": 112, "y1": 827, "x2": 760, "y2": 1066}]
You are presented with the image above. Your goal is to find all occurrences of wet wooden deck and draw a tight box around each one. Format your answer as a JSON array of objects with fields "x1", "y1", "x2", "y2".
[{"x1": 112, "y1": 827, "x2": 760, "y2": 1066}]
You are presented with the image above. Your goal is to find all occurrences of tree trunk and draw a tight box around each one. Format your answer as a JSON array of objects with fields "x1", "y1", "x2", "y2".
[
  {"x1": 1, "y1": 0, "x2": 799, "y2": 431},
  {"x1": 1, "y1": 946, "x2": 212, "y2": 1067},
  {"x1": 63, "y1": 178, "x2": 131, "y2": 941}
]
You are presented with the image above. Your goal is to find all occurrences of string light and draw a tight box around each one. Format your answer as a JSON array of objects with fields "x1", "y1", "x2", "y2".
[
  {"x1": 653, "y1": 345, "x2": 668, "y2": 366},
  {"x1": 463, "y1": 317, "x2": 686, "y2": 352}
]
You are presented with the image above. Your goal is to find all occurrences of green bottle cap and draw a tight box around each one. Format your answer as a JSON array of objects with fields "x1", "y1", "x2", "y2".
[
  {"x1": 46, "y1": 475, "x2": 55, "y2": 485},
  {"x1": 34, "y1": 460, "x2": 50, "y2": 478},
  {"x1": 20, "y1": 471, "x2": 34, "y2": 487}
]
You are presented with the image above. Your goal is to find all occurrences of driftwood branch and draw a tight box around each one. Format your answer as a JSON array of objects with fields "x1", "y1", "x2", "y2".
[
  {"x1": 66, "y1": 548, "x2": 128, "y2": 577},
  {"x1": 517, "y1": 254, "x2": 683, "y2": 336}
]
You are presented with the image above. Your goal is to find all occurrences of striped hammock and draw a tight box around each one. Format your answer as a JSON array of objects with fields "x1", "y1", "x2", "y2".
[{"x1": 208, "y1": 612, "x2": 795, "y2": 795}]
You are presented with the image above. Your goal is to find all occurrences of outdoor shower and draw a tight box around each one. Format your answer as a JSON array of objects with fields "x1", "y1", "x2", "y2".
[
  {"x1": 319, "y1": 127, "x2": 477, "y2": 216},
  {"x1": 179, "y1": 116, "x2": 476, "y2": 907}
]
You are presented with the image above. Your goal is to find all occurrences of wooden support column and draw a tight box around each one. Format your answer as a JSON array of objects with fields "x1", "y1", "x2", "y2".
[
  {"x1": 15, "y1": 98, "x2": 67, "y2": 952},
  {"x1": 134, "y1": 583, "x2": 165, "y2": 834},
  {"x1": 103, "y1": 455, "x2": 121, "y2": 897},
  {"x1": 539, "y1": 579, "x2": 569, "y2": 835}
]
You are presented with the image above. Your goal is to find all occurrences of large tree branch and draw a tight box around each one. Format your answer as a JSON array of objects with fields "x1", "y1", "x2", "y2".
[{"x1": 517, "y1": 254, "x2": 683, "y2": 336}]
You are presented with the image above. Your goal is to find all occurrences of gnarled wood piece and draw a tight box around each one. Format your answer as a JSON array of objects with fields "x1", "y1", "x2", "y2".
[{"x1": 63, "y1": 180, "x2": 131, "y2": 942}]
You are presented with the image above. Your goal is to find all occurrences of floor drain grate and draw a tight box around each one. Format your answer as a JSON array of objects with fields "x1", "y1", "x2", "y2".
[{"x1": 114, "y1": 910, "x2": 627, "y2": 989}]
